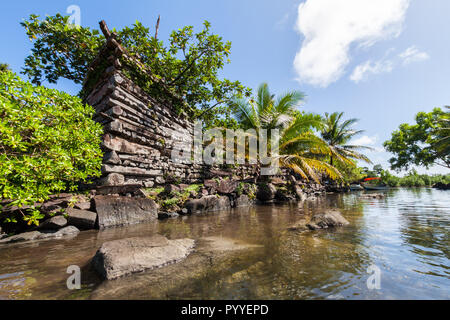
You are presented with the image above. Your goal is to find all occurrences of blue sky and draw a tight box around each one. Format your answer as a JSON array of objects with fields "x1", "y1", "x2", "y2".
[{"x1": 1, "y1": 0, "x2": 449, "y2": 174}]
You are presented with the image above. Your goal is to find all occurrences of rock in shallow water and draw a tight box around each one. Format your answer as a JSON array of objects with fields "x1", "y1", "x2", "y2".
[
  {"x1": 360, "y1": 193, "x2": 385, "y2": 199},
  {"x1": 234, "y1": 195, "x2": 253, "y2": 207},
  {"x1": 91, "y1": 235, "x2": 195, "y2": 280},
  {"x1": 184, "y1": 195, "x2": 231, "y2": 214},
  {"x1": 287, "y1": 219, "x2": 309, "y2": 232},
  {"x1": 0, "y1": 226, "x2": 80, "y2": 244},
  {"x1": 306, "y1": 210, "x2": 349, "y2": 230},
  {"x1": 158, "y1": 212, "x2": 179, "y2": 220},
  {"x1": 256, "y1": 183, "x2": 277, "y2": 201}
]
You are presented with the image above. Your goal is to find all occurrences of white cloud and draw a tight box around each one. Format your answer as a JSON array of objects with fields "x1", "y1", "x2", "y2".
[
  {"x1": 399, "y1": 46, "x2": 430, "y2": 65},
  {"x1": 352, "y1": 135, "x2": 378, "y2": 146},
  {"x1": 351, "y1": 45, "x2": 429, "y2": 82},
  {"x1": 350, "y1": 59, "x2": 394, "y2": 83},
  {"x1": 294, "y1": 0, "x2": 410, "y2": 87}
]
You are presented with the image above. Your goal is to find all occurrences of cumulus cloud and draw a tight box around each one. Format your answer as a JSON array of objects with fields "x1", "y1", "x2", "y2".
[
  {"x1": 352, "y1": 135, "x2": 378, "y2": 146},
  {"x1": 350, "y1": 59, "x2": 394, "y2": 83},
  {"x1": 399, "y1": 46, "x2": 430, "y2": 65},
  {"x1": 294, "y1": 0, "x2": 410, "y2": 87}
]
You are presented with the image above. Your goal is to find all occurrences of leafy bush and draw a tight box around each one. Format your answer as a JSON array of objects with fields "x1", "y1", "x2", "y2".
[
  {"x1": 380, "y1": 168, "x2": 450, "y2": 187},
  {"x1": 0, "y1": 71, "x2": 103, "y2": 225},
  {"x1": 21, "y1": 14, "x2": 251, "y2": 128}
]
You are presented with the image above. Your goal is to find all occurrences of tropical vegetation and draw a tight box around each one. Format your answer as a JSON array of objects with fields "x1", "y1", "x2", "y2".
[
  {"x1": 384, "y1": 107, "x2": 450, "y2": 171},
  {"x1": 21, "y1": 14, "x2": 251, "y2": 128},
  {"x1": 0, "y1": 70, "x2": 103, "y2": 225},
  {"x1": 320, "y1": 112, "x2": 372, "y2": 166},
  {"x1": 3, "y1": 12, "x2": 446, "y2": 228},
  {"x1": 363, "y1": 165, "x2": 450, "y2": 188},
  {"x1": 229, "y1": 84, "x2": 372, "y2": 182}
]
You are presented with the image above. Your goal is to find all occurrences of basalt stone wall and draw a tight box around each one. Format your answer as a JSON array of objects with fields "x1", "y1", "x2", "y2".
[
  {"x1": 84, "y1": 67, "x2": 257, "y2": 189},
  {"x1": 82, "y1": 22, "x2": 267, "y2": 190}
]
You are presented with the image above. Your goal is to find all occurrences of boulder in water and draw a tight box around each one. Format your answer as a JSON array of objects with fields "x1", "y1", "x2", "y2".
[
  {"x1": 256, "y1": 183, "x2": 277, "y2": 201},
  {"x1": 91, "y1": 235, "x2": 195, "y2": 280},
  {"x1": 306, "y1": 210, "x2": 349, "y2": 230}
]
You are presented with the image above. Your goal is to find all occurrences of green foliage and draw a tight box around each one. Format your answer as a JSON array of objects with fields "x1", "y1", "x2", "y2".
[
  {"x1": 236, "y1": 182, "x2": 257, "y2": 200},
  {"x1": 149, "y1": 184, "x2": 203, "y2": 211},
  {"x1": 380, "y1": 169, "x2": 450, "y2": 187},
  {"x1": 183, "y1": 184, "x2": 202, "y2": 193},
  {"x1": 430, "y1": 106, "x2": 450, "y2": 159},
  {"x1": 21, "y1": 14, "x2": 103, "y2": 85},
  {"x1": 320, "y1": 112, "x2": 373, "y2": 166},
  {"x1": 145, "y1": 187, "x2": 165, "y2": 200},
  {"x1": 0, "y1": 71, "x2": 103, "y2": 225},
  {"x1": 230, "y1": 82, "x2": 341, "y2": 181},
  {"x1": 383, "y1": 107, "x2": 449, "y2": 171},
  {"x1": 333, "y1": 161, "x2": 365, "y2": 184},
  {"x1": 21, "y1": 14, "x2": 251, "y2": 127},
  {"x1": 0, "y1": 63, "x2": 10, "y2": 72}
]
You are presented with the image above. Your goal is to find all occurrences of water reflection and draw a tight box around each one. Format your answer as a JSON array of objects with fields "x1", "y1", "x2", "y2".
[{"x1": 0, "y1": 189, "x2": 448, "y2": 299}]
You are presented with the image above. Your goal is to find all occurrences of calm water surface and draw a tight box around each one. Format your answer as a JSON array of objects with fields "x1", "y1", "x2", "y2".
[{"x1": 0, "y1": 188, "x2": 448, "y2": 299}]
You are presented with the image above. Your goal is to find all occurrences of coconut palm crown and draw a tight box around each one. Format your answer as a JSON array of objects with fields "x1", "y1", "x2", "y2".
[
  {"x1": 230, "y1": 83, "x2": 342, "y2": 181},
  {"x1": 320, "y1": 112, "x2": 373, "y2": 166}
]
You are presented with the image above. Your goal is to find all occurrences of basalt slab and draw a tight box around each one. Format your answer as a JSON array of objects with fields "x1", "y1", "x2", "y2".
[
  {"x1": 306, "y1": 210, "x2": 349, "y2": 230},
  {"x1": 66, "y1": 208, "x2": 97, "y2": 230},
  {"x1": 91, "y1": 235, "x2": 195, "y2": 280},
  {"x1": 94, "y1": 195, "x2": 158, "y2": 229},
  {"x1": 0, "y1": 226, "x2": 80, "y2": 244},
  {"x1": 184, "y1": 195, "x2": 231, "y2": 214}
]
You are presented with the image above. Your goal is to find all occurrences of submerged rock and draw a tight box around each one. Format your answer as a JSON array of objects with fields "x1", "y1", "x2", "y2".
[
  {"x1": 158, "y1": 212, "x2": 180, "y2": 220},
  {"x1": 287, "y1": 219, "x2": 309, "y2": 232},
  {"x1": 235, "y1": 194, "x2": 253, "y2": 207},
  {"x1": 360, "y1": 193, "x2": 385, "y2": 199},
  {"x1": 90, "y1": 236, "x2": 263, "y2": 299},
  {"x1": 91, "y1": 235, "x2": 195, "y2": 280},
  {"x1": 48, "y1": 226, "x2": 80, "y2": 238},
  {"x1": 0, "y1": 226, "x2": 80, "y2": 244},
  {"x1": 201, "y1": 236, "x2": 261, "y2": 252},
  {"x1": 306, "y1": 210, "x2": 349, "y2": 230},
  {"x1": 0, "y1": 231, "x2": 42, "y2": 243}
]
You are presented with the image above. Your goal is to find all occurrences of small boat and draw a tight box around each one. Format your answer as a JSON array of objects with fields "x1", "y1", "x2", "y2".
[
  {"x1": 362, "y1": 184, "x2": 389, "y2": 191},
  {"x1": 349, "y1": 184, "x2": 364, "y2": 191},
  {"x1": 361, "y1": 177, "x2": 389, "y2": 191}
]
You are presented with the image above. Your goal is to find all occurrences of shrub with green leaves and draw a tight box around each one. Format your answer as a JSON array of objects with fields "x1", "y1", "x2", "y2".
[{"x1": 0, "y1": 71, "x2": 103, "y2": 225}]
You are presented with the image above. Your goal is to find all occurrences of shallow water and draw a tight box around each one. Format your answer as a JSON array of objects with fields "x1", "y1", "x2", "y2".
[{"x1": 0, "y1": 188, "x2": 448, "y2": 300}]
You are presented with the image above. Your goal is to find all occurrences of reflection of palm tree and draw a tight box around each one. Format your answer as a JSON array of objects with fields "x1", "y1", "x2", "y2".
[
  {"x1": 321, "y1": 112, "x2": 373, "y2": 166},
  {"x1": 230, "y1": 83, "x2": 341, "y2": 181}
]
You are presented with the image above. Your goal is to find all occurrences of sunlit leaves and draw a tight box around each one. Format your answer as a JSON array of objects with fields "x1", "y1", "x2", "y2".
[
  {"x1": 0, "y1": 71, "x2": 103, "y2": 225},
  {"x1": 383, "y1": 107, "x2": 449, "y2": 171},
  {"x1": 21, "y1": 14, "x2": 251, "y2": 128}
]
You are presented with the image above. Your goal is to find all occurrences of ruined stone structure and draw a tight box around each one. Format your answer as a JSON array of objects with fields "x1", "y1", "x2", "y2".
[{"x1": 83, "y1": 21, "x2": 256, "y2": 190}]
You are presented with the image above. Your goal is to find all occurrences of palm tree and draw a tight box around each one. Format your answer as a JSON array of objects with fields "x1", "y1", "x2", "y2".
[
  {"x1": 320, "y1": 112, "x2": 373, "y2": 167},
  {"x1": 230, "y1": 83, "x2": 342, "y2": 182}
]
